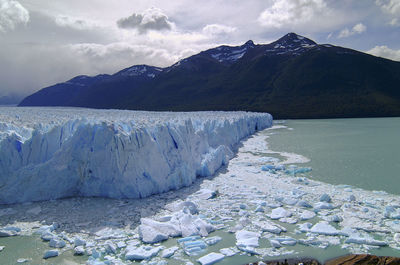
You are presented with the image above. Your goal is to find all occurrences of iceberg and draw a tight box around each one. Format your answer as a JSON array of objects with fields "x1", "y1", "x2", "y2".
[{"x1": 0, "y1": 107, "x2": 272, "y2": 204}]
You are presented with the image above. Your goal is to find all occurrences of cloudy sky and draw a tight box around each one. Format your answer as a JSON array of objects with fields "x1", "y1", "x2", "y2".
[{"x1": 0, "y1": 0, "x2": 399, "y2": 100}]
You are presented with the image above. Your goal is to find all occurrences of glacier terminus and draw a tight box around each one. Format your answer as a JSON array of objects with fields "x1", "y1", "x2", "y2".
[{"x1": 0, "y1": 107, "x2": 272, "y2": 204}]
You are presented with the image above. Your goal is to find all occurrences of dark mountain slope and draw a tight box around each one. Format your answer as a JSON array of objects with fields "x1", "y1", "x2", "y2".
[{"x1": 19, "y1": 33, "x2": 400, "y2": 119}]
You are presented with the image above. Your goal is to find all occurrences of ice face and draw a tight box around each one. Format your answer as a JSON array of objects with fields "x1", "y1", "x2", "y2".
[{"x1": 0, "y1": 107, "x2": 272, "y2": 204}]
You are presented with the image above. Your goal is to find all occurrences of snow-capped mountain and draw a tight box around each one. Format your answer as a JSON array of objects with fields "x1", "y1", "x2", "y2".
[
  {"x1": 204, "y1": 40, "x2": 256, "y2": 63},
  {"x1": 19, "y1": 33, "x2": 400, "y2": 119},
  {"x1": 114, "y1": 65, "x2": 164, "y2": 78},
  {"x1": 263, "y1": 32, "x2": 318, "y2": 56}
]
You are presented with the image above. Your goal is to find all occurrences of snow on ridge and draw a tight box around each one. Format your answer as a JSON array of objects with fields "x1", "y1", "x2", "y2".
[{"x1": 0, "y1": 107, "x2": 272, "y2": 204}]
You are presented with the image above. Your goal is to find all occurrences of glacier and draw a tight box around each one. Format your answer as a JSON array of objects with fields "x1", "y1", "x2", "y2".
[{"x1": 0, "y1": 107, "x2": 272, "y2": 204}]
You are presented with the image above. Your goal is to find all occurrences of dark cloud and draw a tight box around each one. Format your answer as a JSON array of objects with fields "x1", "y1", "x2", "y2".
[{"x1": 117, "y1": 7, "x2": 172, "y2": 33}]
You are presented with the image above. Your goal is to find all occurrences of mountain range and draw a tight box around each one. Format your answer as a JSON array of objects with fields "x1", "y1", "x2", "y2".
[{"x1": 19, "y1": 33, "x2": 400, "y2": 119}]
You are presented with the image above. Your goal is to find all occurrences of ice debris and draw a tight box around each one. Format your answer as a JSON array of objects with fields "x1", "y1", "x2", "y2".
[
  {"x1": 161, "y1": 246, "x2": 179, "y2": 258},
  {"x1": 270, "y1": 207, "x2": 292, "y2": 219},
  {"x1": 74, "y1": 246, "x2": 85, "y2": 255},
  {"x1": 197, "y1": 252, "x2": 225, "y2": 265},
  {"x1": 178, "y1": 236, "x2": 207, "y2": 256},
  {"x1": 125, "y1": 245, "x2": 162, "y2": 260},
  {"x1": 43, "y1": 250, "x2": 59, "y2": 259}
]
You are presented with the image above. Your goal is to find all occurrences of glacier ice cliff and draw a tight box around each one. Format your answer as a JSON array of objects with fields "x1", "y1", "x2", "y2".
[{"x1": 0, "y1": 107, "x2": 272, "y2": 204}]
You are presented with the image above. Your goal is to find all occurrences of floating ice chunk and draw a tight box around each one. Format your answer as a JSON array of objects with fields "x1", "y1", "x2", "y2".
[
  {"x1": 205, "y1": 236, "x2": 222, "y2": 246},
  {"x1": 345, "y1": 236, "x2": 388, "y2": 246},
  {"x1": 255, "y1": 220, "x2": 286, "y2": 234},
  {"x1": 273, "y1": 237, "x2": 297, "y2": 246},
  {"x1": 0, "y1": 229, "x2": 18, "y2": 237},
  {"x1": 297, "y1": 200, "x2": 312, "y2": 208},
  {"x1": 275, "y1": 165, "x2": 285, "y2": 171},
  {"x1": 285, "y1": 166, "x2": 312, "y2": 175},
  {"x1": 116, "y1": 241, "x2": 126, "y2": 249},
  {"x1": 265, "y1": 202, "x2": 282, "y2": 208},
  {"x1": 259, "y1": 157, "x2": 280, "y2": 163},
  {"x1": 105, "y1": 241, "x2": 117, "y2": 254},
  {"x1": 197, "y1": 252, "x2": 225, "y2": 265},
  {"x1": 139, "y1": 217, "x2": 182, "y2": 243},
  {"x1": 239, "y1": 204, "x2": 247, "y2": 209},
  {"x1": 219, "y1": 247, "x2": 238, "y2": 257},
  {"x1": 74, "y1": 237, "x2": 86, "y2": 246},
  {"x1": 314, "y1": 202, "x2": 334, "y2": 210},
  {"x1": 279, "y1": 217, "x2": 298, "y2": 224},
  {"x1": 95, "y1": 227, "x2": 126, "y2": 240},
  {"x1": 348, "y1": 195, "x2": 356, "y2": 202},
  {"x1": 177, "y1": 235, "x2": 201, "y2": 243},
  {"x1": 41, "y1": 232, "x2": 55, "y2": 241},
  {"x1": 283, "y1": 198, "x2": 298, "y2": 205},
  {"x1": 270, "y1": 207, "x2": 292, "y2": 219},
  {"x1": 384, "y1": 206, "x2": 400, "y2": 219},
  {"x1": 235, "y1": 230, "x2": 260, "y2": 248},
  {"x1": 35, "y1": 225, "x2": 55, "y2": 236},
  {"x1": 300, "y1": 210, "x2": 316, "y2": 220},
  {"x1": 195, "y1": 189, "x2": 218, "y2": 200},
  {"x1": 270, "y1": 239, "x2": 281, "y2": 248},
  {"x1": 125, "y1": 245, "x2": 162, "y2": 260},
  {"x1": 49, "y1": 237, "x2": 66, "y2": 248},
  {"x1": 178, "y1": 201, "x2": 199, "y2": 215},
  {"x1": 74, "y1": 246, "x2": 85, "y2": 255},
  {"x1": 17, "y1": 258, "x2": 28, "y2": 263},
  {"x1": 3, "y1": 226, "x2": 21, "y2": 233},
  {"x1": 255, "y1": 205, "x2": 264, "y2": 212},
  {"x1": 139, "y1": 224, "x2": 168, "y2": 244},
  {"x1": 328, "y1": 215, "x2": 343, "y2": 223},
  {"x1": 261, "y1": 165, "x2": 275, "y2": 171},
  {"x1": 161, "y1": 246, "x2": 179, "y2": 258},
  {"x1": 320, "y1": 193, "x2": 332, "y2": 203},
  {"x1": 298, "y1": 222, "x2": 312, "y2": 233},
  {"x1": 310, "y1": 222, "x2": 341, "y2": 236},
  {"x1": 43, "y1": 250, "x2": 58, "y2": 259},
  {"x1": 0, "y1": 246, "x2": 4, "y2": 251},
  {"x1": 182, "y1": 239, "x2": 207, "y2": 256}
]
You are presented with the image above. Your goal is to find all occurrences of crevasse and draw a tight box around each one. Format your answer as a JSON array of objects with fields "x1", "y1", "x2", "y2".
[{"x1": 0, "y1": 108, "x2": 272, "y2": 204}]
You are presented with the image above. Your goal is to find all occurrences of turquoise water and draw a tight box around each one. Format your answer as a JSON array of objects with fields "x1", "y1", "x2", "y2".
[
  {"x1": 0, "y1": 235, "x2": 86, "y2": 264},
  {"x1": 268, "y1": 118, "x2": 400, "y2": 195}
]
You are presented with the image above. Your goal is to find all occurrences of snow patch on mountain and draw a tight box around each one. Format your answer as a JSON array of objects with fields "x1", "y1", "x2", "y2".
[{"x1": 115, "y1": 65, "x2": 163, "y2": 78}]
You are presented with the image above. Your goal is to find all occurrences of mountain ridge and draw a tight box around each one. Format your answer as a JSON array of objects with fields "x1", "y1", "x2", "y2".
[{"x1": 19, "y1": 33, "x2": 400, "y2": 119}]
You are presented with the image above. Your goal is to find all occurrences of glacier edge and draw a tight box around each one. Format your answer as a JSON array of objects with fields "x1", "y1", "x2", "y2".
[{"x1": 0, "y1": 108, "x2": 272, "y2": 204}]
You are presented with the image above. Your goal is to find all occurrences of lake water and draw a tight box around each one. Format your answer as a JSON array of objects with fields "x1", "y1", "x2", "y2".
[{"x1": 267, "y1": 118, "x2": 400, "y2": 195}]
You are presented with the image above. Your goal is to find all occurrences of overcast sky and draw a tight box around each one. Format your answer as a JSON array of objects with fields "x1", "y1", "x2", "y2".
[{"x1": 0, "y1": 0, "x2": 399, "y2": 99}]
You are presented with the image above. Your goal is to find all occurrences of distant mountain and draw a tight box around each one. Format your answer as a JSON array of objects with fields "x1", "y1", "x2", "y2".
[
  {"x1": 19, "y1": 33, "x2": 400, "y2": 119},
  {"x1": 0, "y1": 94, "x2": 23, "y2": 105}
]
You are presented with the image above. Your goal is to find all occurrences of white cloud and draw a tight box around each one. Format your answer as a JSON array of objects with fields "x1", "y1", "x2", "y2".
[
  {"x1": 258, "y1": 0, "x2": 329, "y2": 28},
  {"x1": 338, "y1": 23, "x2": 366, "y2": 38},
  {"x1": 389, "y1": 17, "x2": 399, "y2": 25},
  {"x1": 367, "y1": 45, "x2": 400, "y2": 61},
  {"x1": 376, "y1": 0, "x2": 400, "y2": 15},
  {"x1": 69, "y1": 42, "x2": 177, "y2": 70},
  {"x1": 117, "y1": 7, "x2": 174, "y2": 33},
  {"x1": 202, "y1": 24, "x2": 236, "y2": 36},
  {"x1": 0, "y1": 0, "x2": 29, "y2": 32},
  {"x1": 376, "y1": 0, "x2": 400, "y2": 26},
  {"x1": 55, "y1": 15, "x2": 99, "y2": 30}
]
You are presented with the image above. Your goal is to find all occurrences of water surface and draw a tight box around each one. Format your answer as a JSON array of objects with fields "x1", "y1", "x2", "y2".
[{"x1": 267, "y1": 118, "x2": 400, "y2": 195}]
